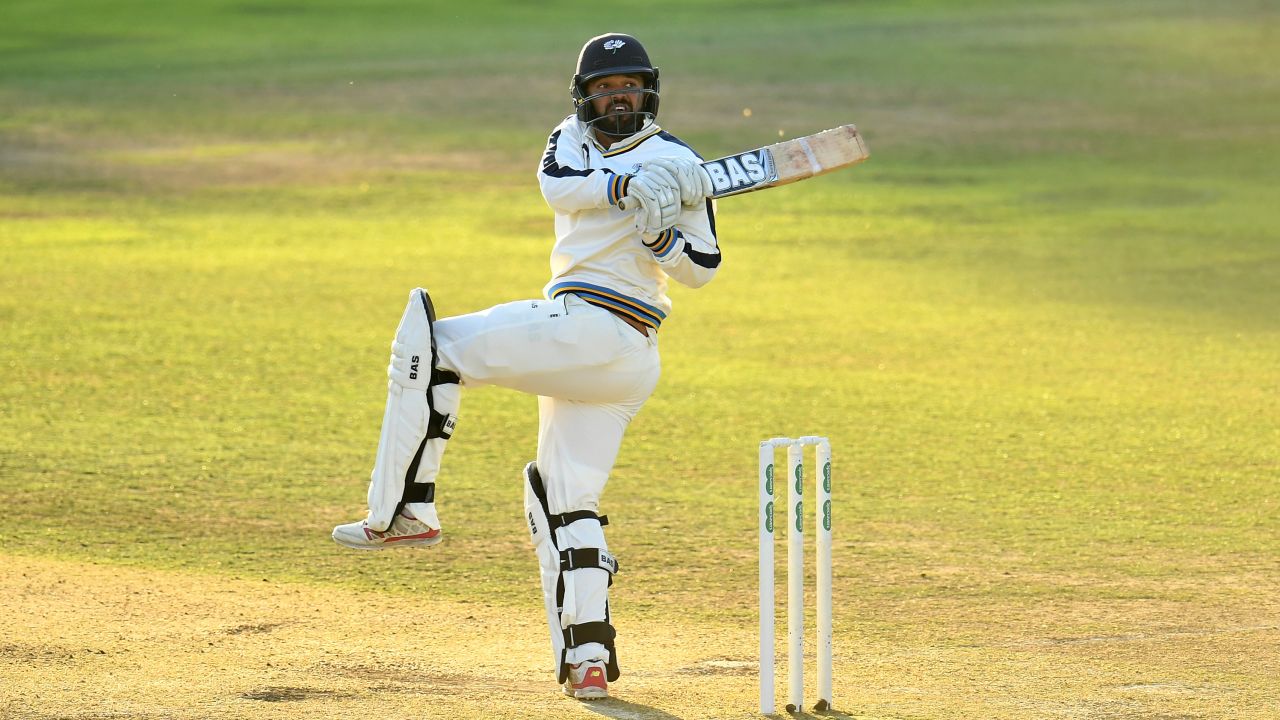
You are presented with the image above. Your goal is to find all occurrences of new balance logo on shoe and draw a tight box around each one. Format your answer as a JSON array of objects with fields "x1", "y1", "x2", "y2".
[{"x1": 563, "y1": 659, "x2": 608, "y2": 700}]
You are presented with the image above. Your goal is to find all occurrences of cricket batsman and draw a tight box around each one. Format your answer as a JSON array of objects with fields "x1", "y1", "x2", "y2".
[{"x1": 332, "y1": 33, "x2": 720, "y2": 700}]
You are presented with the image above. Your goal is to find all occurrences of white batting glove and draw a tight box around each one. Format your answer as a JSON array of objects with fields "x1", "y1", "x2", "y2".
[
  {"x1": 625, "y1": 170, "x2": 680, "y2": 235},
  {"x1": 643, "y1": 163, "x2": 682, "y2": 221},
  {"x1": 647, "y1": 156, "x2": 714, "y2": 207}
]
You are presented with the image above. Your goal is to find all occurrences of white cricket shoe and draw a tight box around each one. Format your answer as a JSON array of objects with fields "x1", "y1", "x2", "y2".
[
  {"x1": 562, "y1": 659, "x2": 608, "y2": 700},
  {"x1": 331, "y1": 509, "x2": 442, "y2": 550}
]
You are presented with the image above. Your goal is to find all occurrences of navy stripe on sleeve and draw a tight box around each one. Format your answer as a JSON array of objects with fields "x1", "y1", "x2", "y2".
[
  {"x1": 541, "y1": 130, "x2": 593, "y2": 178},
  {"x1": 680, "y1": 197, "x2": 720, "y2": 268},
  {"x1": 682, "y1": 243, "x2": 721, "y2": 269}
]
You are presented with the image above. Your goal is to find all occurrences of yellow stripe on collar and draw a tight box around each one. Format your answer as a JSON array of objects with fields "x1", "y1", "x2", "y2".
[{"x1": 601, "y1": 128, "x2": 661, "y2": 157}]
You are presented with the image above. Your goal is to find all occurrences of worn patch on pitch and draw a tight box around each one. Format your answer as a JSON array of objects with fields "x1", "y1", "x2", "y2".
[
  {"x1": 223, "y1": 621, "x2": 290, "y2": 636},
  {"x1": 240, "y1": 686, "x2": 349, "y2": 702},
  {"x1": 676, "y1": 658, "x2": 758, "y2": 676}
]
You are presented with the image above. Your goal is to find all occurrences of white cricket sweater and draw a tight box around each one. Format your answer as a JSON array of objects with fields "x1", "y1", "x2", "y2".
[{"x1": 538, "y1": 115, "x2": 720, "y2": 330}]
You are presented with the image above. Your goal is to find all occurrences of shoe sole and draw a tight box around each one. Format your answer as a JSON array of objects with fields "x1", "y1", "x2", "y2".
[
  {"x1": 563, "y1": 684, "x2": 608, "y2": 700},
  {"x1": 332, "y1": 532, "x2": 443, "y2": 550}
]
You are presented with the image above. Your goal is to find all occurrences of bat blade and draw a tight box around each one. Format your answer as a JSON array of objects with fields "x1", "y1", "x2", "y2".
[{"x1": 701, "y1": 124, "x2": 869, "y2": 199}]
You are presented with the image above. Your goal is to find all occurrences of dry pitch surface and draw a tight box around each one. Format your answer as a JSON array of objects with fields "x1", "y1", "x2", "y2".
[{"x1": 2, "y1": 554, "x2": 1277, "y2": 719}]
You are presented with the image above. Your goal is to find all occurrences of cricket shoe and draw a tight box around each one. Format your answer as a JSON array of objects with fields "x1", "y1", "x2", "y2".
[
  {"x1": 562, "y1": 658, "x2": 608, "y2": 700},
  {"x1": 331, "y1": 509, "x2": 442, "y2": 550}
]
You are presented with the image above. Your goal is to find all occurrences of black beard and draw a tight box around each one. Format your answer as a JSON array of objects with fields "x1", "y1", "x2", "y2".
[{"x1": 596, "y1": 110, "x2": 642, "y2": 138}]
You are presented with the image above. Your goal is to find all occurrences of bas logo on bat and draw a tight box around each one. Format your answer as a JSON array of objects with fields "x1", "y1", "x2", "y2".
[
  {"x1": 615, "y1": 125, "x2": 865, "y2": 210},
  {"x1": 696, "y1": 125, "x2": 868, "y2": 200},
  {"x1": 702, "y1": 150, "x2": 778, "y2": 197}
]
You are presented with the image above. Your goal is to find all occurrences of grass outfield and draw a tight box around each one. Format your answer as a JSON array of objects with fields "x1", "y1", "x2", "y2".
[{"x1": 1, "y1": 1, "x2": 1277, "y2": 717}]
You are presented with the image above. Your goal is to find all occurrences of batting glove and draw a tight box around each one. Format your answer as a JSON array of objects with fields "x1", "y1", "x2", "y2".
[
  {"x1": 646, "y1": 156, "x2": 714, "y2": 207},
  {"x1": 624, "y1": 168, "x2": 681, "y2": 235}
]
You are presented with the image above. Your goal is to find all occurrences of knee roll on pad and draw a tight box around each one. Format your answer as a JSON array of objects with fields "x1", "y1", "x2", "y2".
[
  {"x1": 366, "y1": 288, "x2": 461, "y2": 531},
  {"x1": 524, "y1": 461, "x2": 620, "y2": 683}
]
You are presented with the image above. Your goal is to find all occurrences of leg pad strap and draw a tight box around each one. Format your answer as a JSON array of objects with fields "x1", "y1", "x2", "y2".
[
  {"x1": 559, "y1": 547, "x2": 617, "y2": 586},
  {"x1": 427, "y1": 408, "x2": 457, "y2": 441},
  {"x1": 561, "y1": 621, "x2": 620, "y2": 683},
  {"x1": 432, "y1": 367, "x2": 460, "y2": 386},
  {"x1": 401, "y1": 481, "x2": 435, "y2": 504},
  {"x1": 559, "y1": 547, "x2": 617, "y2": 574},
  {"x1": 563, "y1": 620, "x2": 616, "y2": 649},
  {"x1": 550, "y1": 510, "x2": 608, "y2": 530}
]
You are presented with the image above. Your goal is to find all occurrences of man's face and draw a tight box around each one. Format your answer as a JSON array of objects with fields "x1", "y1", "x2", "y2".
[{"x1": 587, "y1": 73, "x2": 647, "y2": 137}]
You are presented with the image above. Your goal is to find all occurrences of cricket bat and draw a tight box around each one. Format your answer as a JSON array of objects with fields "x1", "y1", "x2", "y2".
[{"x1": 702, "y1": 124, "x2": 869, "y2": 198}]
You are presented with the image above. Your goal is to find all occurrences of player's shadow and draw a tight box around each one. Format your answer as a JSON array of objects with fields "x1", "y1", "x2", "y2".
[
  {"x1": 581, "y1": 699, "x2": 858, "y2": 719},
  {"x1": 580, "y1": 699, "x2": 682, "y2": 719}
]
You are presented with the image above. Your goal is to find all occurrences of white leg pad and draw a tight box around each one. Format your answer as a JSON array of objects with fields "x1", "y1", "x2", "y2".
[
  {"x1": 557, "y1": 517, "x2": 611, "y2": 664},
  {"x1": 524, "y1": 462, "x2": 618, "y2": 681},
  {"x1": 366, "y1": 289, "x2": 458, "y2": 531}
]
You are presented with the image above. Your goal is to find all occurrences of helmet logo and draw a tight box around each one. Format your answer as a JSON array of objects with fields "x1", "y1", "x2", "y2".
[{"x1": 603, "y1": 39, "x2": 626, "y2": 52}]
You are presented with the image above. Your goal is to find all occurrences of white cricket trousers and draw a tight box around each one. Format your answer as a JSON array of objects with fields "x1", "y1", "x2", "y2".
[{"x1": 434, "y1": 293, "x2": 660, "y2": 667}]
